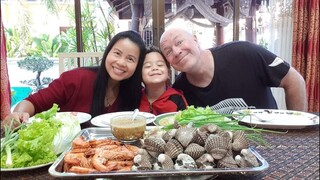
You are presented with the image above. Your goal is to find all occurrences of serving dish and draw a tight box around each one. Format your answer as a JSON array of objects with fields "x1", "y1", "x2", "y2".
[
  {"x1": 153, "y1": 112, "x2": 177, "y2": 126},
  {"x1": 48, "y1": 127, "x2": 269, "y2": 178},
  {"x1": 29, "y1": 112, "x2": 91, "y2": 124},
  {"x1": 1, "y1": 162, "x2": 53, "y2": 172},
  {"x1": 234, "y1": 109, "x2": 319, "y2": 129},
  {"x1": 91, "y1": 111, "x2": 156, "y2": 127}
]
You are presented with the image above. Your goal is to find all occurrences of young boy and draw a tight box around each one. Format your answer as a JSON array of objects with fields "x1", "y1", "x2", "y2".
[{"x1": 139, "y1": 46, "x2": 188, "y2": 115}]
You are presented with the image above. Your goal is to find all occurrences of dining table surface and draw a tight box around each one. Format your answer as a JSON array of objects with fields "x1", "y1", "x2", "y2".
[{"x1": 1, "y1": 114, "x2": 319, "y2": 180}]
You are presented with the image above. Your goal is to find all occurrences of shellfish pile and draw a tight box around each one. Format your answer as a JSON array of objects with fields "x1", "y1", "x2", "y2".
[{"x1": 132, "y1": 123, "x2": 259, "y2": 171}]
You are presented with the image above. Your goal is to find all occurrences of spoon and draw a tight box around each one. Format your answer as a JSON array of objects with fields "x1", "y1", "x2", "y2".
[{"x1": 132, "y1": 109, "x2": 139, "y2": 121}]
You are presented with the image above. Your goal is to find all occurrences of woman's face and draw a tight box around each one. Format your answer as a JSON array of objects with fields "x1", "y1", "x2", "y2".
[
  {"x1": 142, "y1": 52, "x2": 169, "y2": 86},
  {"x1": 105, "y1": 38, "x2": 140, "y2": 81}
]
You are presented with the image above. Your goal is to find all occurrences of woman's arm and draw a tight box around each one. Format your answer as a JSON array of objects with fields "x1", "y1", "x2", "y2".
[{"x1": 3, "y1": 100, "x2": 35, "y2": 127}]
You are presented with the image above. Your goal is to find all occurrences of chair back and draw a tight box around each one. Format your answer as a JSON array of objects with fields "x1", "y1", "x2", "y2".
[{"x1": 58, "y1": 52, "x2": 103, "y2": 75}]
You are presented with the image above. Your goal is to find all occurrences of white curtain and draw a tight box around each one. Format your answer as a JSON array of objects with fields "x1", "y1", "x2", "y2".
[{"x1": 260, "y1": 0, "x2": 293, "y2": 110}]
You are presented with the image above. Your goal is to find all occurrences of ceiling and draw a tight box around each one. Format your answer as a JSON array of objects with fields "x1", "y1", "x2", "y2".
[{"x1": 106, "y1": 0, "x2": 225, "y2": 20}]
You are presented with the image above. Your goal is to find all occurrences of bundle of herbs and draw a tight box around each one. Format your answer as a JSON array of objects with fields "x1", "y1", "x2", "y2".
[{"x1": 161, "y1": 106, "x2": 285, "y2": 146}]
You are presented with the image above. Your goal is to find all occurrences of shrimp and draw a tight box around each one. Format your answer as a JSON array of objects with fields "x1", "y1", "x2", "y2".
[
  {"x1": 89, "y1": 139, "x2": 121, "y2": 148},
  {"x1": 118, "y1": 166, "x2": 133, "y2": 171},
  {"x1": 123, "y1": 144, "x2": 139, "y2": 155},
  {"x1": 91, "y1": 153, "x2": 118, "y2": 172},
  {"x1": 72, "y1": 136, "x2": 90, "y2": 149},
  {"x1": 63, "y1": 162, "x2": 72, "y2": 172},
  {"x1": 68, "y1": 166, "x2": 98, "y2": 174},
  {"x1": 101, "y1": 150, "x2": 135, "y2": 161},
  {"x1": 106, "y1": 160, "x2": 133, "y2": 170},
  {"x1": 84, "y1": 145, "x2": 122, "y2": 156},
  {"x1": 64, "y1": 152, "x2": 89, "y2": 167},
  {"x1": 70, "y1": 147, "x2": 90, "y2": 153}
]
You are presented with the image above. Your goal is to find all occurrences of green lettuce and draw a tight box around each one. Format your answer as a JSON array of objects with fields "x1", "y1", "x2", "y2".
[
  {"x1": 1, "y1": 115, "x2": 61, "y2": 168},
  {"x1": 1, "y1": 103, "x2": 81, "y2": 168}
]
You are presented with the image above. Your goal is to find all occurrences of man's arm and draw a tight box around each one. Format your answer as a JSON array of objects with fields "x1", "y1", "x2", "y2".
[{"x1": 280, "y1": 67, "x2": 307, "y2": 111}]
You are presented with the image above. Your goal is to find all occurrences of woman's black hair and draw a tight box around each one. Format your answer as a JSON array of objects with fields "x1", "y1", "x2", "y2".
[{"x1": 90, "y1": 30, "x2": 146, "y2": 117}]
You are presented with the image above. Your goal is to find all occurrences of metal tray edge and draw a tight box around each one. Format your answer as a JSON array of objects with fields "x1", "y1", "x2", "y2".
[{"x1": 48, "y1": 127, "x2": 269, "y2": 178}]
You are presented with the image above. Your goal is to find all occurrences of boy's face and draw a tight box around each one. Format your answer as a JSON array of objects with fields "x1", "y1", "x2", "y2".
[{"x1": 142, "y1": 52, "x2": 169, "y2": 86}]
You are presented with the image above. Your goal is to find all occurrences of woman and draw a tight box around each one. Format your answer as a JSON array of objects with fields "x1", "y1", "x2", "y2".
[
  {"x1": 139, "y1": 46, "x2": 188, "y2": 115},
  {"x1": 3, "y1": 30, "x2": 146, "y2": 127}
]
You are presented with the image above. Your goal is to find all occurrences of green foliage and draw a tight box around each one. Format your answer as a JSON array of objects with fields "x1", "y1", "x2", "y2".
[
  {"x1": 41, "y1": 0, "x2": 58, "y2": 15},
  {"x1": 17, "y1": 56, "x2": 53, "y2": 73},
  {"x1": 4, "y1": 1, "x2": 114, "y2": 58},
  {"x1": 28, "y1": 34, "x2": 63, "y2": 57},
  {"x1": 5, "y1": 27, "x2": 32, "y2": 58},
  {"x1": 258, "y1": 38, "x2": 269, "y2": 49},
  {"x1": 60, "y1": 1, "x2": 115, "y2": 53},
  {"x1": 17, "y1": 56, "x2": 54, "y2": 92}
]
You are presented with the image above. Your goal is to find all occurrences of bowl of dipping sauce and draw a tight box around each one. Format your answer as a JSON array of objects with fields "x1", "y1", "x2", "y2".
[{"x1": 110, "y1": 114, "x2": 146, "y2": 143}]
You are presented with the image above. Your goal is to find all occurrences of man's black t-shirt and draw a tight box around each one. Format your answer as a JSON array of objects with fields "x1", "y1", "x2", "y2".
[{"x1": 173, "y1": 41, "x2": 290, "y2": 109}]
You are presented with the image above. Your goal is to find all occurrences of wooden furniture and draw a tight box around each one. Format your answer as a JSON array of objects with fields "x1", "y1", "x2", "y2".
[{"x1": 58, "y1": 52, "x2": 103, "y2": 75}]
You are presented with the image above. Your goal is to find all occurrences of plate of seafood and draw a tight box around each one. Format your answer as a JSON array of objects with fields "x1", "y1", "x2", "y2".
[
  {"x1": 91, "y1": 111, "x2": 156, "y2": 127},
  {"x1": 234, "y1": 109, "x2": 319, "y2": 129},
  {"x1": 49, "y1": 126, "x2": 269, "y2": 178}
]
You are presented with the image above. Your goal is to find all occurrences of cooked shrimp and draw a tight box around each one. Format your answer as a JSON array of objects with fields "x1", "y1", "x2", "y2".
[
  {"x1": 72, "y1": 136, "x2": 90, "y2": 149},
  {"x1": 98, "y1": 150, "x2": 135, "y2": 161},
  {"x1": 106, "y1": 160, "x2": 133, "y2": 170},
  {"x1": 63, "y1": 162, "x2": 72, "y2": 172},
  {"x1": 68, "y1": 166, "x2": 98, "y2": 174},
  {"x1": 70, "y1": 147, "x2": 90, "y2": 153},
  {"x1": 64, "y1": 152, "x2": 88, "y2": 166},
  {"x1": 84, "y1": 145, "x2": 121, "y2": 156},
  {"x1": 89, "y1": 139, "x2": 121, "y2": 147},
  {"x1": 91, "y1": 153, "x2": 118, "y2": 172},
  {"x1": 118, "y1": 166, "x2": 133, "y2": 171},
  {"x1": 64, "y1": 137, "x2": 139, "y2": 173},
  {"x1": 123, "y1": 144, "x2": 140, "y2": 154}
]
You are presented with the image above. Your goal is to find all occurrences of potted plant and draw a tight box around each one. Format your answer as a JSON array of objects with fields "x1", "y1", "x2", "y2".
[{"x1": 17, "y1": 55, "x2": 54, "y2": 92}]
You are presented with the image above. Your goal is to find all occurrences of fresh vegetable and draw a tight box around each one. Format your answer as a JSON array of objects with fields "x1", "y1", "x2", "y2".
[
  {"x1": 162, "y1": 106, "x2": 285, "y2": 146},
  {"x1": 34, "y1": 103, "x2": 60, "y2": 120},
  {"x1": 52, "y1": 112, "x2": 81, "y2": 155},
  {"x1": 1, "y1": 120, "x2": 26, "y2": 167},
  {"x1": 1, "y1": 104, "x2": 81, "y2": 168}
]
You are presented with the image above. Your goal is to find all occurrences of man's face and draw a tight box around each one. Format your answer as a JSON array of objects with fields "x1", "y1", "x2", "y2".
[{"x1": 160, "y1": 29, "x2": 201, "y2": 72}]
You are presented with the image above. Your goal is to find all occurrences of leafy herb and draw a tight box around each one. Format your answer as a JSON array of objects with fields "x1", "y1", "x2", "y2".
[{"x1": 0, "y1": 119, "x2": 26, "y2": 167}]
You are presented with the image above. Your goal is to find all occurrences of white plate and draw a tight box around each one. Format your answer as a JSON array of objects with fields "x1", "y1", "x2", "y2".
[
  {"x1": 29, "y1": 112, "x2": 91, "y2": 124},
  {"x1": 62, "y1": 112, "x2": 92, "y2": 124},
  {"x1": 91, "y1": 111, "x2": 156, "y2": 127},
  {"x1": 1, "y1": 161, "x2": 53, "y2": 172},
  {"x1": 153, "y1": 112, "x2": 177, "y2": 126},
  {"x1": 234, "y1": 109, "x2": 319, "y2": 129}
]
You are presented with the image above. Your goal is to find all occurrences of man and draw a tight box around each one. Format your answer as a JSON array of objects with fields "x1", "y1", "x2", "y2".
[{"x1": 159, "y1": 28, "x2": 307, "y2": 111}]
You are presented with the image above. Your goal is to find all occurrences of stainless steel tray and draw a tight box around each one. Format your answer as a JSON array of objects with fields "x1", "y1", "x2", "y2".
[{"x1": 48, "y1": 127, "x2": 269, "y2": 178}]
